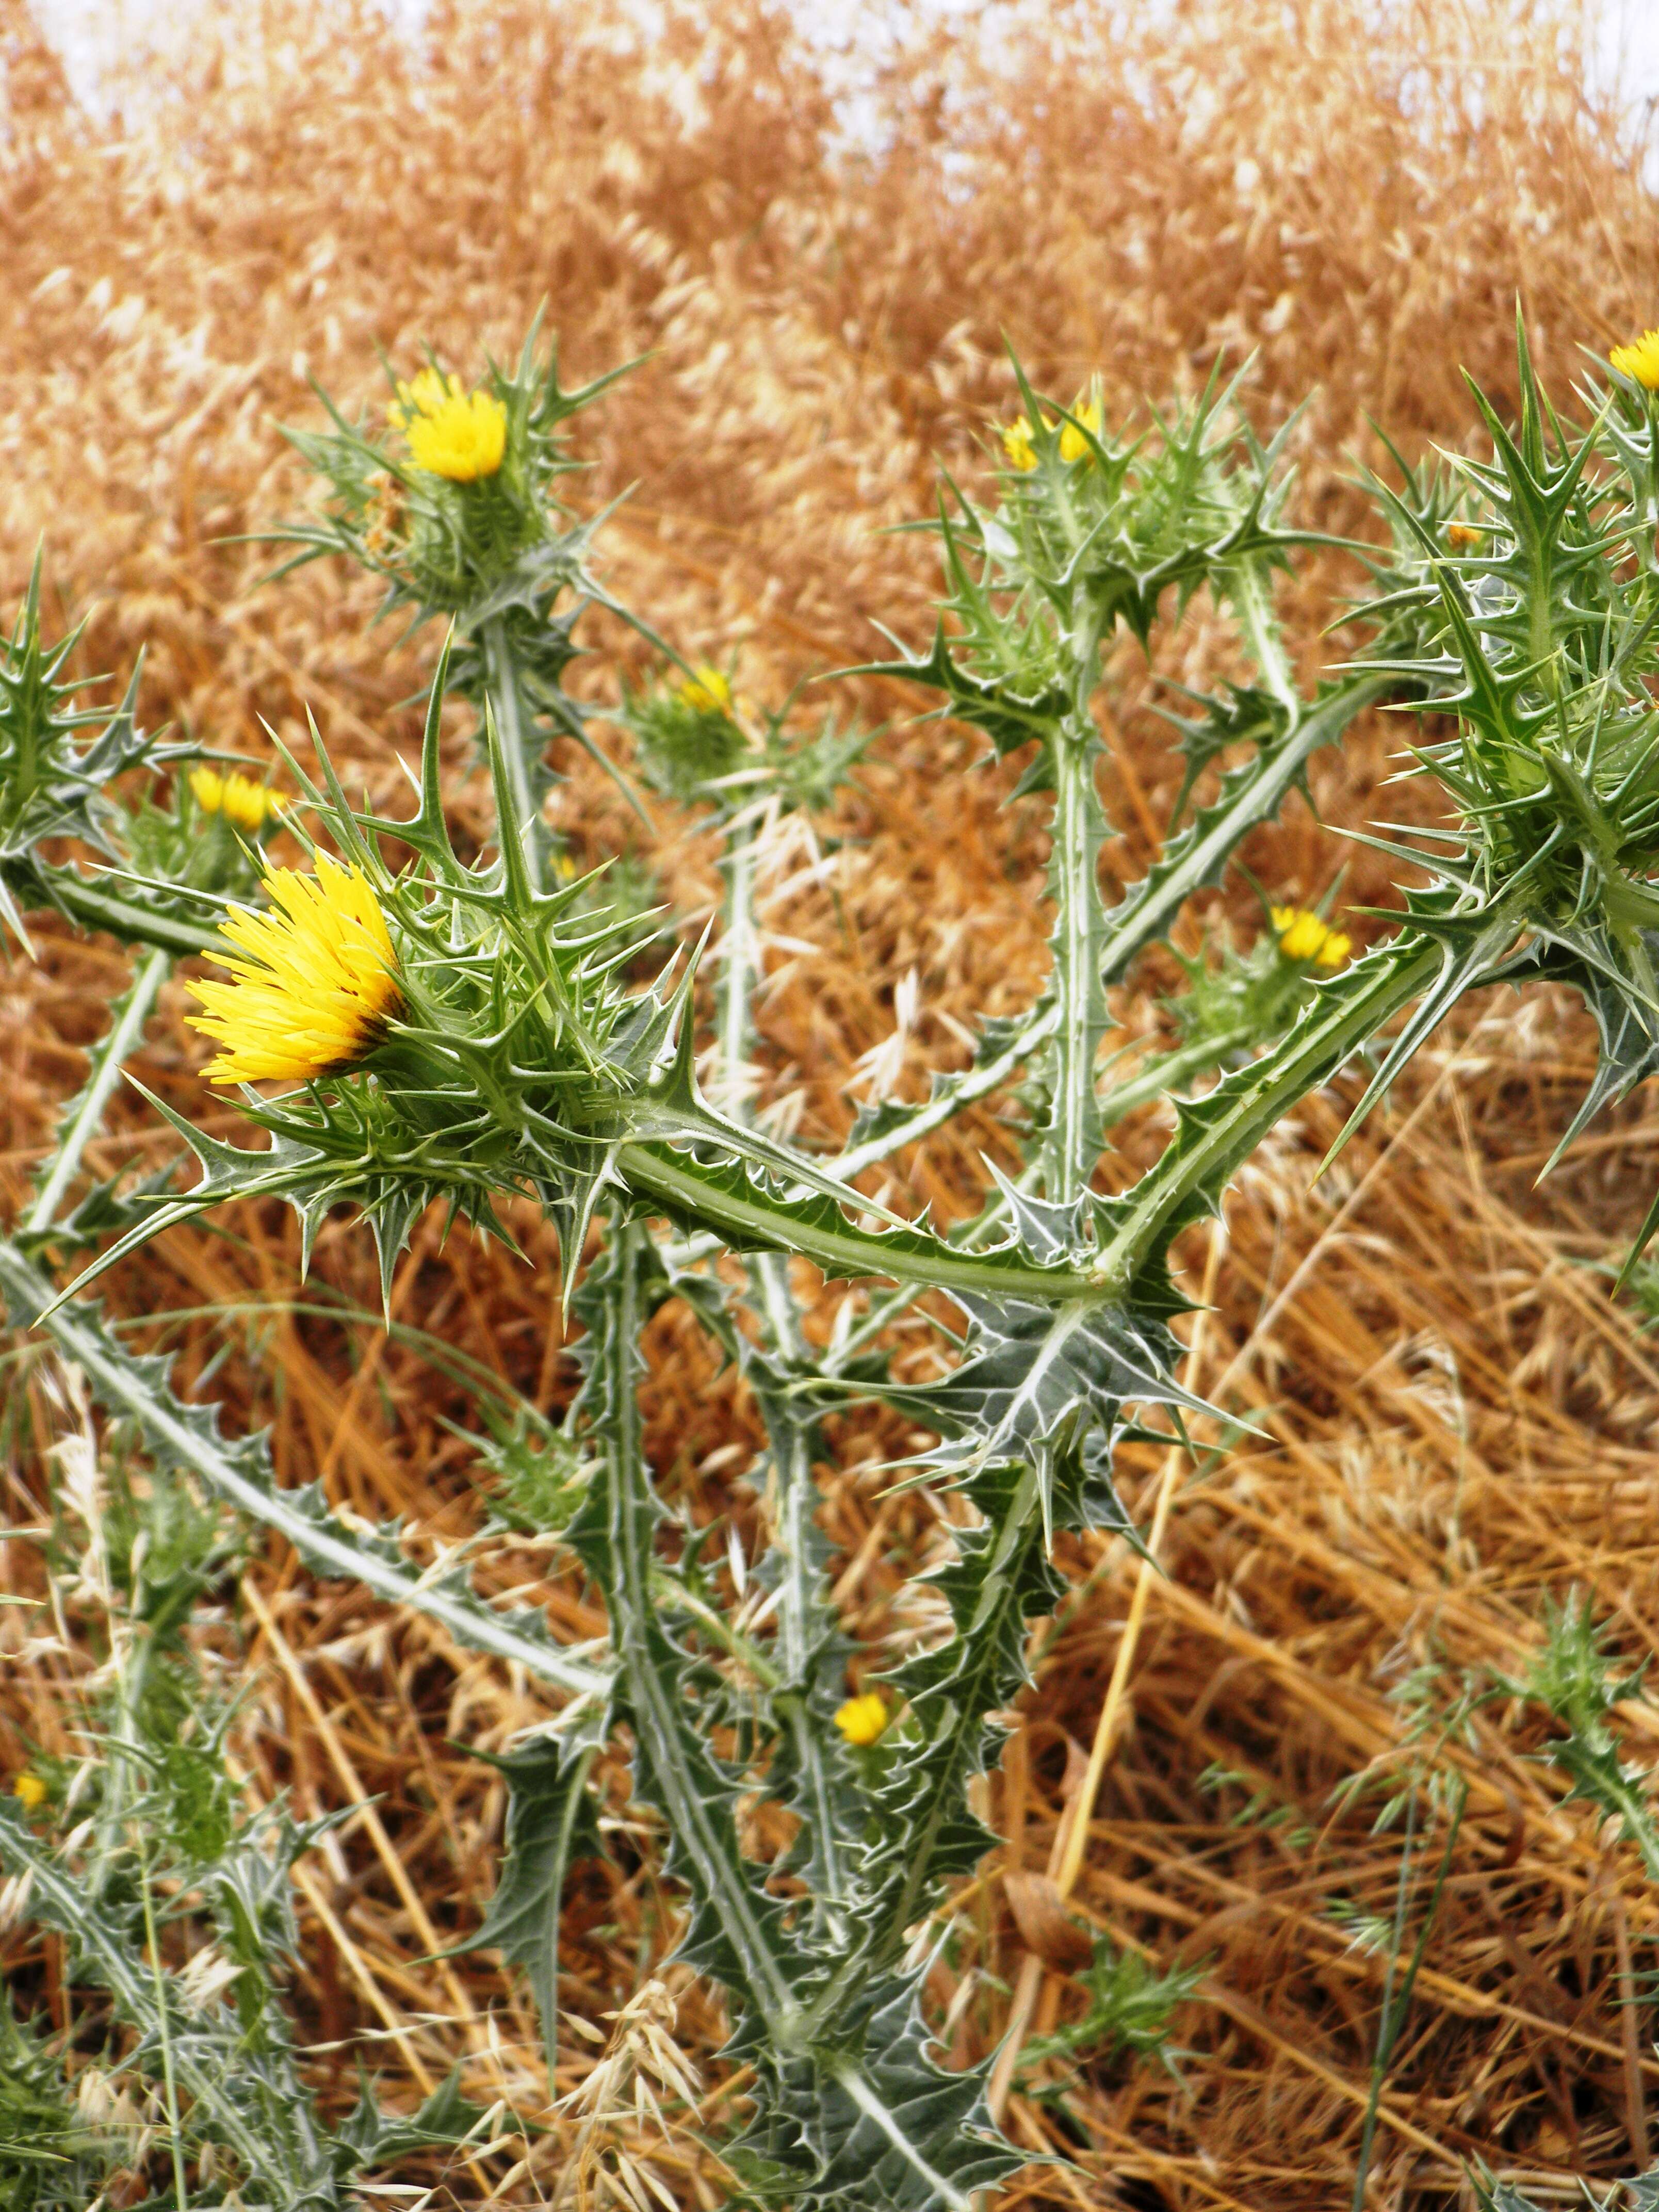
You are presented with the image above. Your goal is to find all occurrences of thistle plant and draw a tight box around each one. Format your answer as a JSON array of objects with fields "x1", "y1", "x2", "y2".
[
  {"x1": 13, "y1": 318, "x2": 1659, "y2": 2209},
  {"x1": 0, "y1": 1364, "x2": 486, "y2": 2208}
]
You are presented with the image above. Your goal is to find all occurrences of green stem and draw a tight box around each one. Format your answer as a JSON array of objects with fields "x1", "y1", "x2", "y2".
[
  {"x1": 130, "y1": 1719, "x2": 190, "y2": 2211},
  {"x1": 1040, "y1": 722, "x2": 1109, "y2": 1199},
  {"x1": 714, "y1": 822, "x2": 847, "y2": 1932},
  {"x1": 614, "y1": 1138, "x2": 1102, "y2": 1303},
  {"x1": 0, "y1": 1240, "x2": 611, "y2": 1703},
  {"x1": 1096, "y1": 1022, "x2": 1254, "y2": 1135},
  {"x1": 485, "y1": 614, "x2": 544, "y2": 892},
  {"x1": 823, "y1": 676, "x2": 1389, "y2": 1187},
  {"x1": 719, "y1": 814, "x2": 757, "y2": 1120},
  {"x1": 1094, "y1": 943, "x2": 1438, "y2": 1296},
  {"x1": 598, "y1": 1226, "x2": 805, "y2": 2042},
  {"x1": 27, "y1": 946, "x2": 170, "y2": 1232},
  {"x1": 41, "y1": 873, "x2": 219, "y2": 959}
]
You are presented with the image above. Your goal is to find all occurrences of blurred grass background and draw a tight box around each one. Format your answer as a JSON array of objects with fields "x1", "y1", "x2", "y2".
[{"x1": 8, "y1": 0, "x2": 1659, "y2": 2203}]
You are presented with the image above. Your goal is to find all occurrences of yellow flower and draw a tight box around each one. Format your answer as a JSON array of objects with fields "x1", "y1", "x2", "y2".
[
  {"x1": 387, "y1": 367, "x2": 460, "y2": 430},
  {"x1": 1059, "y1": 396, "x2": 1102, "y2": 464},
  {"x1": 1271, "y1": 904, "x2": 1349, "y2": 969},
  {"x1": 834, "y1": 1691, "x2": 889, "y2": 1747},
  {"x1": 1002, "y1": 390, "x2": 1102, "y2": 472},
  {"x1": 1445, "y1": 523, "x2": 1484, "y2": 552},
  {"x1": 12, "y1": 1772, "x2": 47, "y2": 1810},
  {"x1": 187, "y1": 856, "x2": 401, "y2": 1086},
  {"x1": 1610, "y1": 330, "x2": 1659, "y2": 391},
  {"x1": 1002, "y1": 414, "x2": 1038, "y2": 471},
  {"x1": 190, "y1": 765, "x2": 274, "y2": 834},
  {"x1": 678, "y1": 665, "x2": 734, "y2": 716},
  {"x1": 391, "y1": 368, "x2": 507, "y2": 481}
]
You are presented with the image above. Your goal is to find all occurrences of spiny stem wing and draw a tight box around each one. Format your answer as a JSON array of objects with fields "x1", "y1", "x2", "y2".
[{"x1": 0, "y1": 1240, "x2": 610, "y2": 1705}]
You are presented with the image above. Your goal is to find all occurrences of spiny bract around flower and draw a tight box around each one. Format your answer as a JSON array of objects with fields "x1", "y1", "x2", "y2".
[
  {"x1": 1609, "y1": 329, "x2": 1659, "y2": 391},
  {"x1": 187, "y1": 856, "x2": 401, "y2": 1085},
  {"x1": 391, "y1": 367, "x2": 508, "y2": 481},
  {"x1": 190, "y1": 765, "x2": 274, "y2": 834}
]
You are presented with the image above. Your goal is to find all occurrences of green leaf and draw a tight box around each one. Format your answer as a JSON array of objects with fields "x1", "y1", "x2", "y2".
[{"x1": 464, "y1": 1733, "x2": 601, "y2": 2059}]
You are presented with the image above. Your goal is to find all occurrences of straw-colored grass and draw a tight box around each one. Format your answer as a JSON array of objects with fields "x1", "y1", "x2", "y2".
[{"x1": 6, "y1": 0, "x2": 1659, "y2": 2202}]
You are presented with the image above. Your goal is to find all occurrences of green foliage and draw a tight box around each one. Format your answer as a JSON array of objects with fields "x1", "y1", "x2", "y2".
[
  {"x1": 1473, "y1": 2166, "x2": 1659, "y2": 2209},
  {"x1": 617, "y1": 663, "x2": 750, "y2": 802},
  {"x1": 1018, "y1": 1938, "x2": 1205, "y2": 2083},
  {"x1": 1498, "y1": 1592, "x2": 1659, "y2": 1877},
  {"x1": 0, "y1": 1388, "x2": 487, "y2": 2207},
  {"x1": 270, "y1": 318, "x2": 644, "y2": 879},
  {"x1": 0, "y1": 1999, "x2": 117, "y2": 2212},
  {"x1": 17, "y1": 318, "x2": 1659, "y2": 2212}
]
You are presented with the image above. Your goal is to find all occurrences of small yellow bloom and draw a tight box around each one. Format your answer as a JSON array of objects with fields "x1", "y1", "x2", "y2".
[
  {"x1": 12, "y1": 1772, "x2": 47, "y2": 1810},
  {"x1": 190, "y1": 765, "x2": 274, "y2": 834},
  {"x1": 392, "y1": 368, "x2": 507, "y2": 481},
  {"x1": 1271, "y1": 904, "x2": 1349, "y2": 969},
  {"x1": 678, "y1": 666, "x2": 734, "y2": 716},
  {"x1": 187, "y1": 856, "x2": 401, "y2": 1086},
  {"x1": 1002, "y1": 391, "x2": 1101, "y2": 472},
  {"x1": 1002, "y1": 415, "x2": 1038, "y2": 471},
  {"x1": 834, "y1": 1691, "x2": 889, "y2": 1747},
  {"x1": 1610, "y1": 330, "x2": 1659, "y2": 391},
  {"x1": 1059, "y1": 397, "x2": 1102, "y2": 465},
  {"x1": 387, "y1": 367, "x2": 460, "y2": 430},
  {"x1": 1445, "y1": 523, "x2": 1484, "y2": 552}
]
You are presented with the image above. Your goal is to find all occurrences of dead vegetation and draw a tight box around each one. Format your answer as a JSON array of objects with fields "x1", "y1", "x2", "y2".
[{"x1": 5, "y1": 0, "x2": 1659, "y2": 2203}]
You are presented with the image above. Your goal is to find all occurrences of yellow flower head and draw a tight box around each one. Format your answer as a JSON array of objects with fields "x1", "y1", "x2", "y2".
[
  {"x1": 1445, "y1": 523, "x2": 1484, "y2": 552},
  {"x1": 1271, "y1": 904, "x2": 1350, "y2": 970},
  {"x1": 834, "y1": 1691, "x2": 889, "y2": 1748},
  {"x1": 187, "y1": 856, "x2": 401, "y2": 1086},
  {"x1": 391, "y1": 368, "x2": 508, "y2": 481},
  {"x1": 190, "y1": 765, "x2": 274, "y2": 834},
  {"x1": 1059, "y1": 396, "x2": 1102, "y2": 465},
  {"x1": 12, "y1": 1772, "x2": 47, "y2": 1810},
  {"x1": 1002, "y1": 415, "x2": 1038, "y2": 471},
  {"x1": 1610, "y1": 330, "x2": 1659, "y2": 392},
  {"x1": 387, "y1": 367, "x2": 459, "y2": 430},
  {"x1": 678, "y1": 665, "x2": 734, "y2": 717},
  {"x1": 1002, "y1": 391, "x2": 1101, "y2": 473}
]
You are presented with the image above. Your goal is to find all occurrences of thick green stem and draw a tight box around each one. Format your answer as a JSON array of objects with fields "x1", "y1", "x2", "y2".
[
  {"x1": 1040, "y1": 724, "x2": 1109, "y2": 1199},
  {"x1": 615, "y1": 1138, "x2": 1102, "y2": 1303},
  {"x1": 27, "y1": 946, "x2": 170, "y2": 1232},
  {"x1": 598, "y1": 1226, "x2": 805, "y2": 2043},
  {"x1": 1094, "y1": 943, "x2": 1439, "y2": 1295},
  {"x1": 825, "y1": 675, "x2": 1390, "y2": 1186},
  {"x1": 1096, "y1": 1022, "x2": 1254, "y2": 1136},
  {"x1": 38, "y1": 872, "x2": 219, "y2": 959},
  {"x1": 485, "y1": 614, "x2": 545, "y2": 891}
]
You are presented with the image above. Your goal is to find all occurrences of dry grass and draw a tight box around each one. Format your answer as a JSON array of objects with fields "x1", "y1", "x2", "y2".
[{"x1": 5, "y1": 0, "x2": 1659, "y2": 2203}]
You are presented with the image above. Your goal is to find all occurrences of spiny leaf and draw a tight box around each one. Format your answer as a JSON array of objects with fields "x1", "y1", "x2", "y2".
[{"x1": 0, "y1": 1239, "x2": 611, "y2": 1705}]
